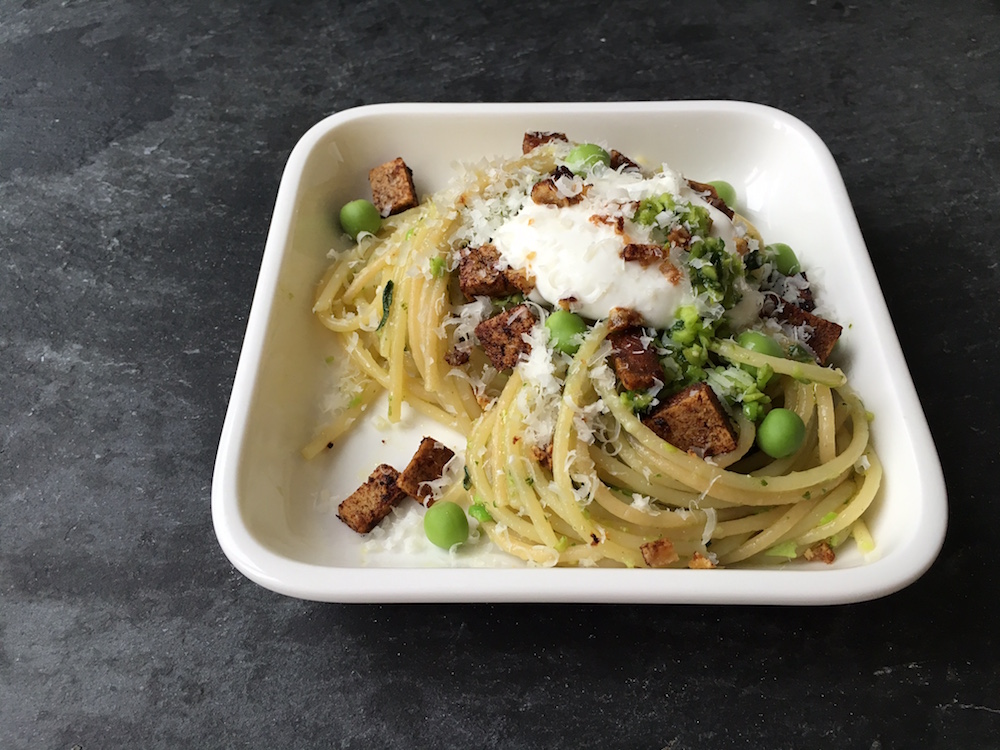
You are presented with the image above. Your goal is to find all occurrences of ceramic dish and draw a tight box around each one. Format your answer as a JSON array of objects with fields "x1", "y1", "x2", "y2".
[{"x1": 212, "y1": 101, "x2": 946, "y2": 603}]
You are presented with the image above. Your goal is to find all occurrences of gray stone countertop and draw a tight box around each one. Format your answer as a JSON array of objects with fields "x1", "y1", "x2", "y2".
[{"x1": 2, "y1": 1, "x2": 999, "y2": 747}]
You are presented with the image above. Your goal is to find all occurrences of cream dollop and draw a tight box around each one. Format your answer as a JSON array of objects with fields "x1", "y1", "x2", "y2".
[{"x1": 492, "y1": 164, "x2": 742, "y2": 328}]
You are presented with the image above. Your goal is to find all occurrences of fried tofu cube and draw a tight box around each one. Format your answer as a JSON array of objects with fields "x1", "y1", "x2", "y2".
[
  {"x1": 687, "y1": 179, "x2": 734, "y2": 219},
  {"x1": 803, "y1": 540, "x2": 836, "y2": 564},
  {"x1": 607, "y1": 306, "x2": 645, "y2": 333},
  {"x1": 337, "y1": 464, "x2": 408, "y2": 534},
  {"x1": 609, "y1": 149, "x2": 641, "y2": 172},
  {"x1": 397, "y1": 437, "x2": 455, "y2": 504},
  {"x1": 620, "y1": 243, "x2": 684, "y2": 284},
  {"x1": 641, "y1": 538, "x2": 680, "y2": 567},
  {"x1": 458, "y1": 243, "x2": 533, "y2": 299},
  {"x1": 530, "y1": 442, "x2": 553, "y2": 472},
  {"x1": 771, "y1": 301, "x2": 842, "y2": 365},
  {"x1": 609, "y1": 329, "x2": 665, "y2": 393},
  {"x1": 667, "y1": 225, "x2": 692, "y2": 250},
  {"x1": 620, "y1": 243, "x2": 668, "y2": 266},
  {"x1": 368, "y1": 157, "x2": 418, "y2": 217},
  {"x1": 444, "y1": 348, "x2": 470, "y2": 366},
  {"x1": 688, "y1": 551, "x2": 717, "y2": 569},
  {"x1": 530, "y1": 166, "x2": 588, "y2": 208},
  {"x1": 643, "y1": 382, "x2": 738, "y2": 457},
  {"x1": 474, "y1": 303, "x2": 537, "y2": 371},
  {"x1": 795, "y1": 278, "x2": 816, "y2": 312},
  {"x1": 522, "y1": 131, "x2": 568, "y2": 154}
]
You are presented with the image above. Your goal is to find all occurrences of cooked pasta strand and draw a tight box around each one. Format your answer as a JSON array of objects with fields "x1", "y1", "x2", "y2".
[{"x1": 306, "y1": 142, "x2": 882, "y2": 570}]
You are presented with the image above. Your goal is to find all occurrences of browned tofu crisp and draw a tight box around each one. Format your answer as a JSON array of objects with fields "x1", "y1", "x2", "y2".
[
  {"x1": 444, "y1": 348, "x2": 470, "y2": 366},
  {"x1": 619, "y1": 244, "x2": 685, "y2": 284},
  {"x1": 667, "y1": 225, "x2": 692, "y2": 250},
  {"x1": 522, "y1": 131, "x2": 568, "y2": 154},
  {"x1": 474, "y1": 303, "x2": 537, "y2": 371},
  {"x1": 397, "y1": 437, "x2": 455, "y2": 505},
  {"x1": 607, "y1": 306, "x2": 645, "y2": 333},
  {"x1": 609, "y1": 329, "x2": 665, "y2": 392},
  {"x1": 530, "y1": 442, "x2": 553, "y2": 472},
  {"x1": 803, "y1": 540, "x2": 836, "y2": 564},
  {"x1": 687, "y1": 179, "x2": 734, "y2": 219},
  {"x1": 337, "y1": 464, "x2": 408, "y2": 534},
  {"x1": 620, "y1": 243, "x2": 667, "y2": 267},
  {"x1": 458, "y1": 243, "x2": 533, "y2": 299},
  {"x1": 688, "y1": 551, "x2": 717, "y2": 569},
  {"x1": 768, "y1": 299, "x2": 842, "y2": 365},
  {"x1": 643, "y1": 382, "x2": 738, "y2": 457},
  {"x1": 368, "y1": 157, "x2": 418, "y2": 217},
  {"x1": 641, "y1": 538, "x2": 680, "y2": 567},
  {"x1": 609, "y1": 149, "x2": 641, "y2": 172},
  {"x1": 530, "y1": 166, "x2": 588, "y2": 208},
  {"x1": 794, "y1": 277, "x2": 816, "y2": 312}
]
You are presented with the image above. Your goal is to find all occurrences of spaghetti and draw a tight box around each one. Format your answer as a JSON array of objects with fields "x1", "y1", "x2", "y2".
[{"x1": 308, "y1": 135, "x2": 880, "y2": 568}]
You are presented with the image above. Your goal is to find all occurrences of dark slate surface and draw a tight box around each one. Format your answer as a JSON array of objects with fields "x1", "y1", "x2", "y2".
[{"x1": 2, "y1": 1, "x2": 998, "y2": 747}]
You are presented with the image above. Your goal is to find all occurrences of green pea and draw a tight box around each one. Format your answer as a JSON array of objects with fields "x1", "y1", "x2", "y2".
[
  {"x1": 423, "y1": 501, "x2": 469, "y2": 549},
  {"x1": 736, "y1": 330, "x2": 783, "y2": 381},
  {"x1": 737, "y1": 330, "x2": 784, "y2": 359},
  {"x1": 339, "y1": 199, "x2": 382, "y2": 241},
  {"x1": 707, "y1": 180, "x2": 737, "y2": 208},
  {"x1": 765, "y1": 242, "x2": 801, "y2": 276},
  {"x1": 545, "y1": 310, "x2": 587, "y2": 354},
  {"x1": 564, "y1": 143, "x2": 611, "y2": 174},
  {"x1": 757, "y1": 408, "x2": 806, "y2": 459}
]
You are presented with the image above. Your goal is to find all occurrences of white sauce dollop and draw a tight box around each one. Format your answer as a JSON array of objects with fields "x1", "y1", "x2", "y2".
[{"x1": 492, "y1": 163, "x2": 743, "y2": 328}]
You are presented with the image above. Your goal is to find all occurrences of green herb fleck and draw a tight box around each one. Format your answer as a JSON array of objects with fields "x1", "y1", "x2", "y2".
[
  {"x1": 429, "y1": 256, "x2": 447, "y2": 278},
  {"x1": 686, "y1": 236, "x2": 741, "y2": 308},
  {"x1": 787, "y1": 344, "x2": 814, "y2": 363},
  {"x1": 765, "y1": 540, "x2": 798, "y2": 558},
  {"x1": 828, "y1": 528, "x2": 852, "y2": 547},
  {"x1": 620, "y1": 390, "x2": 656, "y2": 413},
  {"x1": 376, "y1": 280, "x2": 394, "y2": 331},
  {"x1": 494, "y1": 293, "x2": 525, "y2": 311},
  {"x1": 633, "y1": 193, "x2": 676, "y2": 225},
  {"x1": 468, "y1": 503, "x2": 492, "y2": 523}
]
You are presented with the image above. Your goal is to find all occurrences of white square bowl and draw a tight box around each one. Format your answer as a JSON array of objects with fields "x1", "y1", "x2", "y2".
[{"x1": 212, "y1": 101, "x2": 947, "y2": 604}]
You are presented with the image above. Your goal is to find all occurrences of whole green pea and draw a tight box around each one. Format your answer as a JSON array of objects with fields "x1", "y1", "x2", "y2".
[
  {"x1": 339, "y1": 199, "x2": 382, "y2": 241},
  {"x1": 545, "y1": 310, "x2": 588, "y2": 354},
  {"x1": 423, "y1": 501, "x2": 469, "y2": 549},
  {"x1": 565, "y1": 143, "x2": 611, "y2": 174},
  {"x1": 757, "y1": 408, "x2": 806, "y2": 459},
  {"x1": 765, "y1": 242, "x2": 801, "y2": 276},
  {"x1": 737, "y1": 330, "x2": 784, "y2": 359},
  {"x1": 707, "y1": 180, "x2": 737, "y2": 209},
  {"x1": 736, "y1": 330, "x2": 783, "y2": 380}
]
